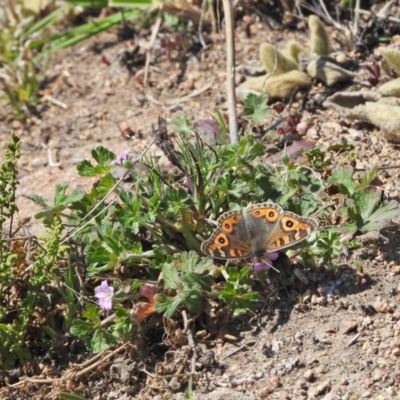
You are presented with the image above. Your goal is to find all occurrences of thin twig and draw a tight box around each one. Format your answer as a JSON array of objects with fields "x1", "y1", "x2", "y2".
[
  {"x1": 145, "y1": 83, "x2": 212, "y2": 108},
  {"x1": 221, "y1": 343, "x2": 248, "y2": 360},
  {"x1": 42, "y1": 95, "x2": 67, "y2": 109},
  {"x1": 5, "y1": 344, "x2": 129, "y2": 387},
  {"x1": 352, "y1": 0, "x2": 361, "y2": 37},
  {"x1": 144, "y1": 13, "x2": 162, "y2": 85},
  {"x1": 182, "y1": 310, "x2": 197, "y2": 376},
  {"x1": 198, "y1": 0, "x2": 208, "y2": 49},
  {"x1": 221, "y1": 0, "x2": 239, "y2": 144},
  {"x1": 47, "y1": 148, "x2": 61, "y2": 167}
]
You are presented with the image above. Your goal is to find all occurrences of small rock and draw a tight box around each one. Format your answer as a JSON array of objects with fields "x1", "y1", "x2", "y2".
[
  {"x1": 295, "y1": 380, "x2": 307, "y2": 390},
  {"x1": 371, "y1": 368, "x2": 383, "y2": 382},
  {"x1": 360, "y1": 390, "x2": 373, "y2": 398},
  {"x1": 335, "y1": 52, "x2": 347, "y2": 63},
  {"x1": 270, "y1": 375, "x2": 280, "y2": 388},
  {"x1": 303, "y1": 289, "x2": 312, "y2": 303},
  {"x1": 315, "y1": 365, "x2": 328, "y2": 375},
  {"x1": 325, "y1": 327, "x2": 336, "y2": 334},
  {"x1": 362, "y1": 341, "x2": 371, "y2": 350},
  {"x1": 362, "y1": 316, "x2": 373, "y2": 327},
  {"x1": 391, "y1": 348, "x2": 400, "y2": 356},
  {"x1": 307, "y1": 380, "x2": 331, "y2": 397},
  {"x1": 316, "y1": 296, "x2": 327, "y2": 306},
  {"x1": 348, "y1": 128, "x2": 364, "y2": 140},
  {"x1": 341, "y1": 378, "x2": 349, "y2": 385},
  {"x1": 311, "y1": 294, "x2": 319, "y2": 304},
  {"x1": 306, "y1": 127, "x2": 319, "y2": 140},
  {"x1": 339, "y1": 299, "x2": 349, "y2": 309},
  {"x1": 320, "y1": 393, "x2": 341, "y2": 400},
  {"x1": 376, "y1": 302, "x2": 392, "y2": 314},
  {"x1": 303, "y1": 369, "x2": 315, "y2": 382},
  {"x1": 294, "y1": 331, "x2": 303, "y2": 344},
  {"x1": 339, "y1": 320, "x2": 358, "y2": 334},
  {"x1": 393, "y1": 310, "x2": 400, "y2": 320},
  {"x1": 364, "y1": 378, "x2": 373, "y2": 388},
  {"x1": 276, "y1": 390, "x2": 290, "y2": 399}
]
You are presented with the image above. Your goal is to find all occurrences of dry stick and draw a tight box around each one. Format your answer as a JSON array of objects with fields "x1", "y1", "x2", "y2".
[
  {"x1": 221, "y1": 0, "x2": 239, "y2": 144},
  {"x1": 144, "y1": 12, "x2": 163, "y2": 86},
  {"x1": 6, "y1": 344, "x2": 129, "y2": 387},
  {"x1": 316, "y1": 0, "x2": 343, "y2": 31},
  {"x1": 352, "y1": 0, "x2": 361, "y2": 38},
  {"x1": 146, "y1": 83, "x2": 212, "y2": 107},
  {"x1": 182, "y1": 310, "x2": 197, "y2": 376},
  {"x1": 198, "y1": 0, "x2": 208, "y2": 49}
]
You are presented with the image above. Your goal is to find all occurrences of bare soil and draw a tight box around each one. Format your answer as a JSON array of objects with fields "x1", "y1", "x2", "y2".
[{"x1": 2, "y1": 2, "x2": 400, "y2": 399}]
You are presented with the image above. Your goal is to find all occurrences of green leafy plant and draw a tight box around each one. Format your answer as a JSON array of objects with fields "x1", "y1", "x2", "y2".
[
  {"x1": 219, "y1": 267, "x2": 259, "y2": 314},
  {"x1": 22, "y1": 114, "x2": 400, "y2": 361},
  {"x1": 154, "y1": 252, "x2": 215, "y2": 318},
  {"x1": 70, "y1": 304, "x2": 118, "y2": 352},
  {"x1": 243, "y1": 93, "x2": 271, "y2": 124},
  {"x1": 328, "y1": 166, "x2": 399, "y2": 235}
]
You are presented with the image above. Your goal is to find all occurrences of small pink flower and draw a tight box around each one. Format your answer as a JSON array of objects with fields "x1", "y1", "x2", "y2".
[
  {"x1": 252, "y1": 252, "x2": 279, "y2": 272},
  {"x1": 94, "y1": 280, "x2": 114, "y2": 310},
  {"x1": 110, "y1": 149, "x2": 130, "y2": 165}
]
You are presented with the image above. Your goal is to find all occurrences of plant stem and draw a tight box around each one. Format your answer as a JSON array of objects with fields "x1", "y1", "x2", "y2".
[{"x1": 222, "y1": 0, "x2": 239, "y2": 144}]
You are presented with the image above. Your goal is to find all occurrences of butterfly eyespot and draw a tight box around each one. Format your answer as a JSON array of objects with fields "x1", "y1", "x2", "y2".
[
  {"x1": 218, "y1": 237, "x2": 226, "y2": 244},
  {"x1": 224, "y1": 223, "x2": 230, "y2": 229},
  {"x1": 285, "y1": 220, "x2": 294, "y2": 228},
  {"x1": 269, "y1": 211, "x2": 275, "y2": 217}
]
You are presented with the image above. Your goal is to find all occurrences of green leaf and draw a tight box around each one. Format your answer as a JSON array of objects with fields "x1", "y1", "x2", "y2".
[
  {"x1": 355, "y1": 166, "x2": 377, "y2": 191},
  {"x1": 171, "y1": 115, "x2": 192, "y2": 138},
  {"x1": 243, "y1": 93, "x2": 271, "y2": 124},
  {"x1": 23, "y1": 194, "x2": 48, "y2": 208},
  {"x1": 354, "y1": 188, "x2": 380, "y2": 221},
  {"x1": 77, "y1": 147, "x2": 116, "y2": 177},
  {"x1": 96, "y1": 173, "x2": 117, "y2": 198},
  {"x1": 181, "y1": 290, "x2": 204, "y2": 313},
  {"x1": 82, "y1": 304, "x2": 101, "y2": 323},
  {"x1": 162, "y1": 263, "x2": 181, "y2": 290},
  {"x1": 92, "y1": 146, "x2": 117, "y2": 166},
  {"x1": 77, "y1": 160, "x2": 111, "y2": 177},
  {"x1": 361, "y1": 199, "x2": 400, "y2": 232},
  {"x1": 90, "y1": 329, "x2": 116, "y2": 353},
  {"x1": 154, "y1": 295, "x2": 182, "y2": 318},
  {"x1": 70, "y1": 320, "x2": 95, "y2": 339},
  {"x1": 328, "y1": 166, "x2": 355, "y2": 196},
  {"x1": 219, "y1": 287, "x2": 259, "y2": 315}
]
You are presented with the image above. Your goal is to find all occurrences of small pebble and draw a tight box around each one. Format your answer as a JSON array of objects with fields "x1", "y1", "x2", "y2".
[
  {"x1": 339, "y1": 320, "x2": 358, "y2": 334},
  {"x1": 303, "y1": 369, "x2": 315, "y2": 382}
]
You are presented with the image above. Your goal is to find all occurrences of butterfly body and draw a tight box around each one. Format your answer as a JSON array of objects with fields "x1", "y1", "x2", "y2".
[{"x1": 201, "y1": 203, "x2": 318, "y2": 260}]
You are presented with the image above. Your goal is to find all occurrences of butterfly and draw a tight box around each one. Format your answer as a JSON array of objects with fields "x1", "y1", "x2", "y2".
[{"x1": 201, "y1": 203, "x2": 318, "y2": 259}]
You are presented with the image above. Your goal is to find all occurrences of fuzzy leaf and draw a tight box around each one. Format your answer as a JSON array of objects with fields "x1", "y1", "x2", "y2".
[
  {"x1": 243, "y1": 93, "x2": 271, "y2": 124},
  {"x1": 154, "y1": 295, "x2": 182, "y2": 318},
  {"x1": 181, "y1": 290, "x2": 204, "y2": 313},
  {"x1": 77, "y1": 147, "x2": 115, "y2": 177},
  {"x1": 70, "y1": 320, "x2": 95, "y2": 338},
  {"x1": 162, "y1": 263, "x2": 181, "y2": 290},
  {"x1": 90, "y1": 329, "x2": 116, "y2": 353},
  {"x1": 355, "y1": 166, "x2": 378, "y2": 191},
  {"x1": 361, "y1": 200, "x2": 400, "y2": 232},
  {"x1": 328, "y1": 166, "x2": 355, "y2": 196}
]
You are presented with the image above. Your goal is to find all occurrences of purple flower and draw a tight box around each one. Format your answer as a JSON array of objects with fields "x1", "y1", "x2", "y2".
[
  {"x1": 252, "y1": 252, "x2": 279, "y2": 272},
  {"x1": 94, "y1": 280, "x2": 114, "y2": 310},
  {"x1": 110, "y1": 149, "x2": 130, "y2": 165}
]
